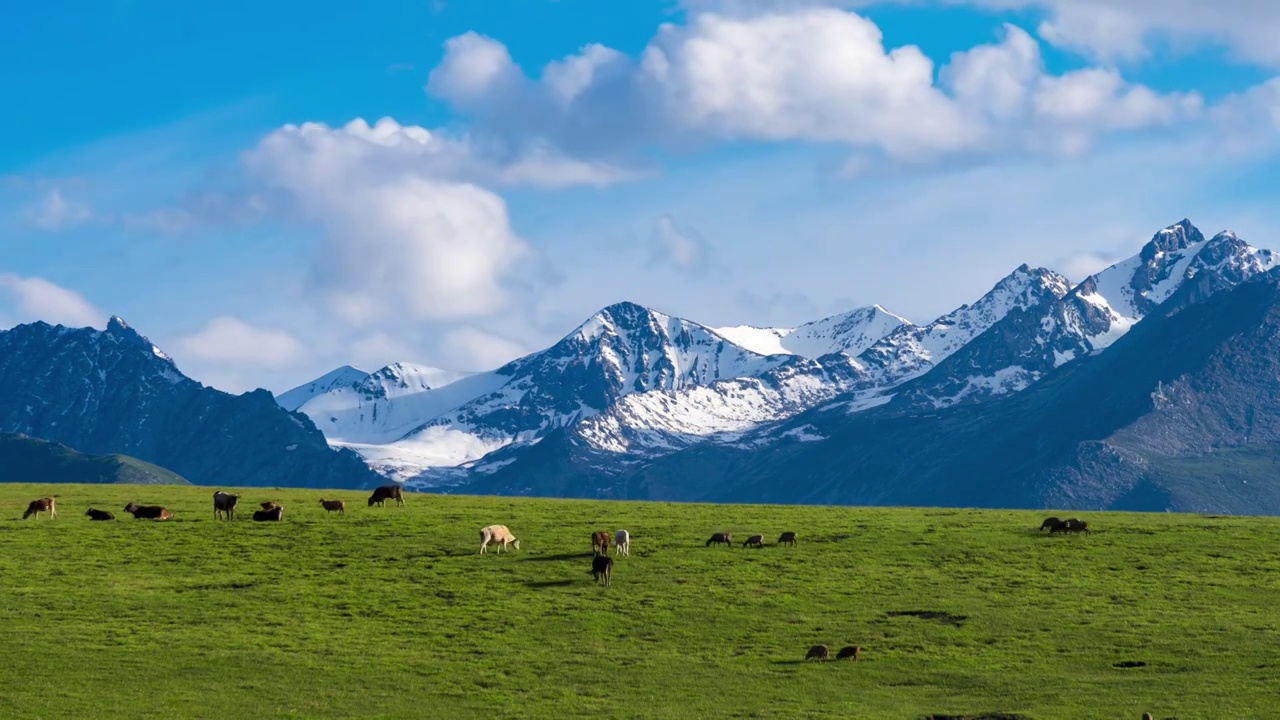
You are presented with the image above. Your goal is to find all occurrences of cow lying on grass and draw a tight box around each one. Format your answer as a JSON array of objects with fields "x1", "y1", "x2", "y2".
[{"x1": 124, "y1": 503, "x2": 172, "y2": 520}]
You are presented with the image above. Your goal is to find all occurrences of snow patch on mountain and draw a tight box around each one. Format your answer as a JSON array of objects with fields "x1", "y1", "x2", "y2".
[{"x1": 714, "y1": 305, "x2": 909, "y2": 358}]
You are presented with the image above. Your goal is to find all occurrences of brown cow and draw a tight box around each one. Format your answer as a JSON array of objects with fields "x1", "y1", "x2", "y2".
[
  {"x1": 835, "y1": 645, "x2": 863, "y2": 661},
  {"x1": 22, "y1": 497, "x2": 56, "y2": 520},
  {"x1": 213, "y1": 491, "x2": 240, "y2": 520},
  {"x1": 319, "y1": 499, "x2": 345, "y2": 514},
  {"x1": 124, "y1": 502, "x2": 172, "y2": 520},
  {"x1": 743, "y1": 534, "x2": 764, "y2": 548},
  {"x1": 84, "y1": 508, "x2": 114, "y2": 521},
  {"x1": 778, "y1": 531, "x2": 798, "y2": 546},
  {"x1": 705, "y1": 532, "x2": 732, "y2": 547},
  {"x1": 592, "y1": 530, "x2": 610, "y2": 555},
  {"x1": 259, "y1": 501, "x2": 279, "y2": 511},
  {"x1": 252, "y1": 505, "x2": 284, "y2": 522},
  {"x1": 368, "y1": 484, "x2": 404, "y2": 507},
  {"x1": 805, "y1": 644, "x2": 830, "y2": 661}
]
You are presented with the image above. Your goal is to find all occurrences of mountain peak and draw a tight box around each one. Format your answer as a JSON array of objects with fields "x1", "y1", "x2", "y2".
[{"x1": 1142, "y1": 219, "x2": 1205, "y2": 261}]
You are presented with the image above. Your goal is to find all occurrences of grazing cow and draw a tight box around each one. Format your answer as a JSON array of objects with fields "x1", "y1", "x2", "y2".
[
  {"x1": 84, "y1": 508, "x2": 114, "y2": 521},
  {"x1": 1063, "y1": 518, "x2": 1091, "y2": 534},
  {"x1": 124, "y1": 502, "x2": 173, "y2": 520},
  {"x1": 252, "y1": 505, "x2": 284, "y2": 522},
  {"x1": 259, "y1": 501, "x2": 279, "y2": 511},
  {"x1": 705, "y1": 532, "x2": 732, "y2": 547},
  {"x1": 592, "y1": 554, "x2": 613, "y2": 586},
  {"x1": 1039, "y1": 516, "x2": 1065, "y2": 532},
  {"x1": 592, "y1": 530, "x2": 610, "y2": 555},
  {"x1": 743, "y1": 534, "x2": 764, "y2": 548},
  {"x1": 480, "y1": 525, "x2": 520, "y2": 554},
  {"x1": 614, "y1": 529, "x2": 630, "y2": 557},
  {"x1": 805, "y1": 644, "x2": 830, "y2": 661},
  {"x1": 1142, "y1": 714, "x2": 1154, "y2": 720},
  {"x1": 319, "y1": 499, "x2": 345, "y2": 514},
  {"x1": 835, "y1": 645, "x2": 863, "y2": 661},
  {"x1": 213, "y1": 491, "x2": 240, "y2": 520},
  {"x1": 22, "y1": 497, "x2": 56, "y2": 520},
  {"x1": 368, "y1": 484, "x2": 405, "y2": 507},
  {"x1": 778, "y1": 531, "x2": 797, "y2": 546}
]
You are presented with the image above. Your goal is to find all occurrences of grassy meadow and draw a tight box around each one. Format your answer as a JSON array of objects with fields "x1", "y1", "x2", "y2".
[{"x1": 1, "y1": 483, "x2": 1277, "y2": 719}]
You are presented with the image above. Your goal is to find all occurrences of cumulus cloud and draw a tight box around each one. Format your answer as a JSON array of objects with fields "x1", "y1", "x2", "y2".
[
  {"x1": 25, "y1": 189, "x2": 93, "y2": 231},
  {"x1": 0, "y1": 274, "x2": 103, "y2": 329},
  {"x1": 648, "y1": 214, "x2": 711, "y2": 275},
  {"x1": 177, "y1": 316, "x2": 306, "y2": 368},
  {"x1": 424, "y1": 10, "x2": 1203, "y2": 166}
]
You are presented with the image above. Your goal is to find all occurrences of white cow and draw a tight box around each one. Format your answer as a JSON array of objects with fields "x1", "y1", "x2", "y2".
[
  {"x1": 479, "y1": 524, "x2": 521, "y2": 554},
  {"x1": 614, "y1": 529, "x2": 630, "y2": 556}
]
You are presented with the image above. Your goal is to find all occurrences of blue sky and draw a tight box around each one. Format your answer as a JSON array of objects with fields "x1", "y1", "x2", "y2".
[{"x1": 4, "y1": 0, "x2": 1280, "y2": 393}]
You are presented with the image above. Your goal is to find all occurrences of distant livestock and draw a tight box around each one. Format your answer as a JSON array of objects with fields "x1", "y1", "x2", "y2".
[
  {"x1": 835, "y1": 645, "x2": 863, "y2": 661},
  {"x1": 743, "y1": 534, "x2": 764, "y2": 548},
  {"x1": 614, "y1": 529, "x2": 630, "y2": 556},
  {"x1": 480, "y1": 525, "x2": 520, "y2": 554},
  {"x1": 213, "y1": 491, "x2": 240, "y2": 520},
  {"x1": 124, "y1": 502, "x2": 172, "y2": 520},
  {"x1": 1039, "y1": 516, "x2": 1065, "y2": 532},
  {"x1": 1050, "y1": 518, "x2": 1091, "y2": 535},
  {"x1": 592, "y1": 530, "x2": 610, "y2": 555},
  {"x1": 368, "y1": 484, "x2": 404, "y2": 507},
  {"x1": 706, "y1": 532, "x2": 732, "y2": 547},
  {"x1": 22, "y1": 497, "x2": 56, "y2": 520},
  {"x1": 252, "y1": 505, "x2": 284, "y2": 522},
  {"x1": 778, "y1": 531, "x2": 797, "y2": 546},
  {"x1": 84, "y1": 508, "x2": 114, "y2": 521},
  {"x1": 592, "y1": 554, "x2": 613, "y2": 586},
  {"x1": 319, "y1": 499, "x2": 345, "y2": 514},
  {"x1": 805, "y1": 644, "x2": 830, "y2": 661}
]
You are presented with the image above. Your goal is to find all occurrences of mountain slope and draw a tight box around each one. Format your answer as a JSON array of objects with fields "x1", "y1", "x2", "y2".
[
  {"x1": 620, "y1": 268, "x2": 1280, "y2": 512},
  {"x1": 713, "y1": 305, "x2": 909, "y2": 358},
  {"x1": 0, "y1": 318, "x2": 383, "y2": 489},
  {"x1": 0, "y1": 433, "x2": 190, "y2": 485}
]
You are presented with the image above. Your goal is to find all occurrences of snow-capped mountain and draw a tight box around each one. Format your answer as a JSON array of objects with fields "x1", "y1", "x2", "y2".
[
  {"x1": 0, "y1": 317, "x2": 380, "y2": 489},
  {"x1": 276, "y1": 365, "x2": 369, "y2": 411},
  {"x1": 284, "y1": 301, "x2": 788, "y2": 480},
  {"x1": 714, "y1": 305, "x2": 909, "y2": 358}
]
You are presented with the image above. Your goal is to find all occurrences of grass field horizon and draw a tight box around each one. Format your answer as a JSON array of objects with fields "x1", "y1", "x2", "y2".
[{"x1": 2, "y1": 483, "x2": 1277, "y2": 719}]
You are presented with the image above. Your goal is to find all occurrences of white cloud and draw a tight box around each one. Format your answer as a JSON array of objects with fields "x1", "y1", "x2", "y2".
[
  {"x1": 425, "y1": 10, "x2": 1202, "y2": 165},
  {"x1": 440, "y1": 327, "x2": 529, "y2": 370},
  {"x1": 177, "y1": 316, "x2": 306, "y2": 368},
  {"x1": 246, "y1": 118, "x2": 535, "y2": 325},
  {"x1": 25, "y1": 189, "x2": 92, "y2": 231},
  {"x1": 649, "y1": 214, "x2": 711, "y2": 275},
  {"x1": 0, "y1": 274, "x2": 103, "y2": 329}
]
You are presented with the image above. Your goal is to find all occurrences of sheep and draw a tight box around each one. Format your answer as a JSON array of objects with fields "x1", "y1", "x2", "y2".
[
  {"x1": 743, "y1": 534, "x2": 764, "y2": 548},
  {"x1": 805, "y1": 644, "x2": 830, "y2": 661},
  {"x1": 592, "y1": 554, "x2": 613, "y2": 586},
  {"x1": 368, "y1": 484, "x2": 404, "y2": 507},
  {"x1": 778, "y1": 531, "x2": 797, "y2": 546},
  {"x1": 835, "y1": 645, "x2": 863, "y2": 661},
  {"x1": 705, "y1": 532, "x2": 732, "y2": 547},
  {"x1": 480, "y1": 525, "x2": 520, "y2": 554},
  {"x1": 84, "y1": 508, "x2": 114, "y2": 521},
  {"x1": 213, "y1": 491, "x2": 240, "y2": 520},
  {"x1": 22, "y1": 497, "x2": 56, "y2": 520},
  {"x1": 614, "y1": 529, "x2": 630, "y2": 556},
  {"x1": 319, "y1": 499, "x2": 345, "y2": 514}
]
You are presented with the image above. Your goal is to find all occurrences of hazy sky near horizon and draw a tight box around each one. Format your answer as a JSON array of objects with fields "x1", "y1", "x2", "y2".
[{"x1": 4, "y1": 0, "x2": 1280, "y2": 393}]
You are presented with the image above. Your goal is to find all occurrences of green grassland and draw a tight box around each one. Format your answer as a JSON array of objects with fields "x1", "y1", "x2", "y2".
[{"x1": 1, "y1": 484, "x2": 1277, "y2": 719}]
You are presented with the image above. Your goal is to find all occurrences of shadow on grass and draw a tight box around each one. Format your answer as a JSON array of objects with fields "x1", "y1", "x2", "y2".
[
  {"x1": 524, "y1": 579, "x2": 576, "y2": 589},
  {"x1": 522, "y1": 552, "x2": 594, "y2": 563}
]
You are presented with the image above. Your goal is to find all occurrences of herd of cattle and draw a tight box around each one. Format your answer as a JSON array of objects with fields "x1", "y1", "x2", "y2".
[{"x1": 18, "y1": 486, "x2": 1098, "y2": 661}]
